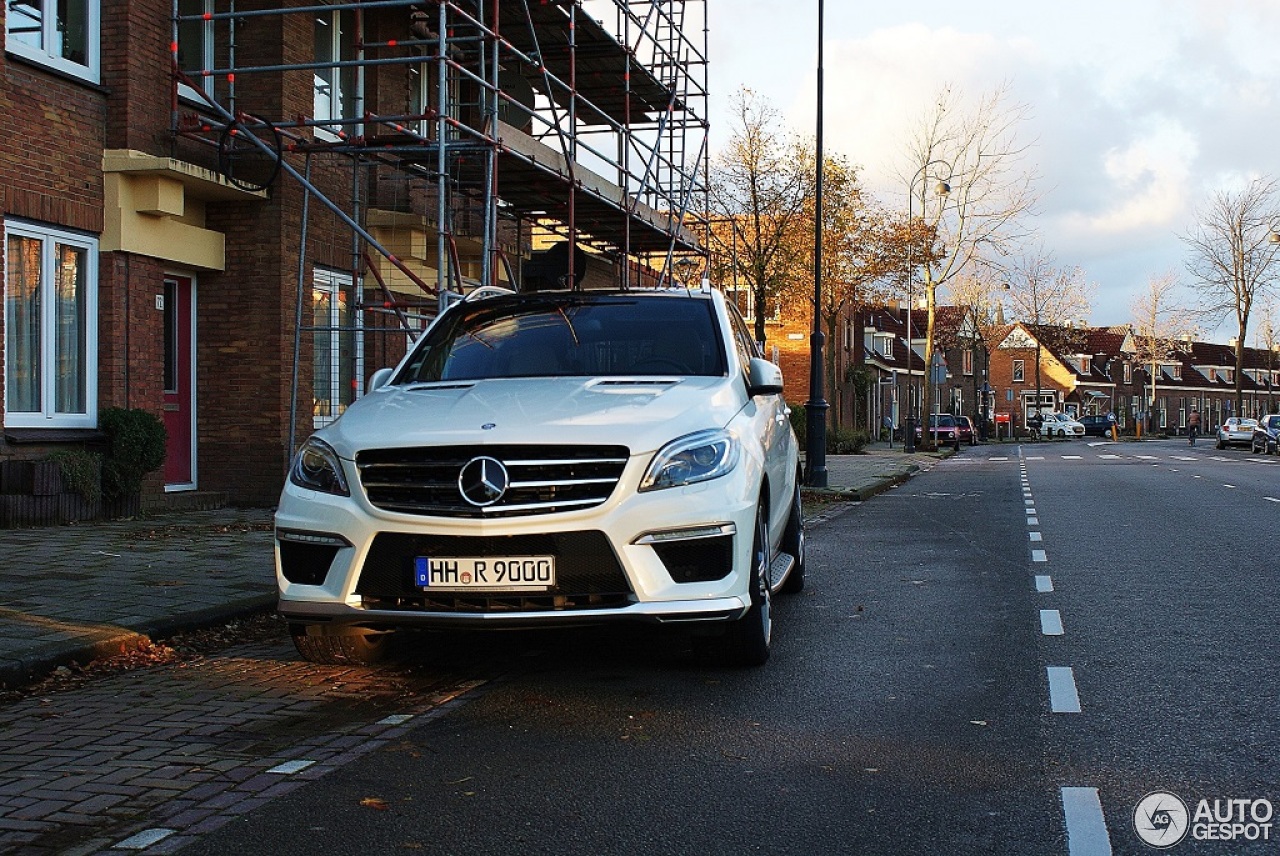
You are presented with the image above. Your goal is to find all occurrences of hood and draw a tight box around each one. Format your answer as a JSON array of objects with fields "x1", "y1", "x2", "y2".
[{"x1": 318, "y1": 376, "x2": 746, "y2": 458}]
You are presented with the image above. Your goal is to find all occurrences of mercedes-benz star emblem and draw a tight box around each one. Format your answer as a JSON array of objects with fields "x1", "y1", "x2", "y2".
[{"x1": 458, "y1": 456, "x2": 510, "y2": 507}]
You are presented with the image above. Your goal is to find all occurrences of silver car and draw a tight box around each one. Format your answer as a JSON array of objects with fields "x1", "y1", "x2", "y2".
[{"x1": 1216, "y1": 417, "x2": 1256, "y2": 449}]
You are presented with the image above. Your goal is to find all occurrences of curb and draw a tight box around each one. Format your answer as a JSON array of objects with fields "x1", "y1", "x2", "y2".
[{"x1": 0, "y1": 594, "x2": 276, "y2": 690}]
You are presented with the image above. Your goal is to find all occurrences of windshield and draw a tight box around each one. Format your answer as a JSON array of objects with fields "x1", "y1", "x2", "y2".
[{"x1": 396, "y1": 294, "x2": 728, "y2": 383}]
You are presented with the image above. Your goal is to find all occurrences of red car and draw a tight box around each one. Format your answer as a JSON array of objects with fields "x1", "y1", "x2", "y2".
[
  {"x1": 915, "y1": 414, "x2": 959, "y2": 444},
  {"x1": 954, "y1": 415, "x2": 976, "y2": 445}
]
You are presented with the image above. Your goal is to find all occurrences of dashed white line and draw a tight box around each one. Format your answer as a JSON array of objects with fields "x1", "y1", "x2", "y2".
[
  {"x1": 1061, "y1": 787, "x2": 1113, "y2": 855},
  {"x1": 1048, "y1": 666, "x2": 1082, "y2": 713},
  {"x1": 1027, "y1": 517, "x2": 1039, "y2": 525},
  {"x1": 1029, "y1": 531, "x2": 1043, "y2": 542},
  {"x1": 1036, "y1": 575, "x2": 1054, "y2": 592},
  {"x1": 1098, "y1": 454, "x2": 1121, "y2": 459},
  {"x1": 1040, "y1": 609, "x2": 1065, "y2": 636},
  {"x1": 1025, "y1": 499, "x2": 1035, "y2": 506},
  {"x1": 1223, "y1": 484, "x2": 1237, "y2": 489},
  {"x1": 1265, "y1": 497, "x2": 1280, "y2": 503},
  {"x1": 1062, "y1": 455, "x2": 1082, "y2": 460},
  {"x1": 1032, "y1": 549, "x2": 1048, "y2": 563},
  {"x1": 267, "y1": 759, "x2": 316, "y2": 775},
  {"x1": 1027, "y1": 456, "x2": 1045, "y2": 460}
]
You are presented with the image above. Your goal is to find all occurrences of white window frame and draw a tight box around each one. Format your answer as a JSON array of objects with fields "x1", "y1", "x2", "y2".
[
  {"x1": 313, "y1": 5, "x2": 358, "y2": 141},
  {"x1": 962, "y1": 349, "x2": 973, "y2": 376},
  {"x1": 176, "y1": 0, "x2": 215, "y2": 101},
  {"x1": 3, "y1": 220, "x2": 99, "y2": 428},
  {"x1": 312, "y1": 268, "x2": 363, "y2": 429},
  {"x1": 1012, "y1": 359, "x2": 1024, "y2": 383},
  {"x1": 5, "y1": 0, "x2": 100, "y2": 83}
]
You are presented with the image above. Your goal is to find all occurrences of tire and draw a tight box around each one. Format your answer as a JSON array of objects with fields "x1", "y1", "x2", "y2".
[
  {"x1": 291, "y1": 626, "x2": 392, "y2": 665},
  {"x1": 698, "y1": 503, "x2": 771, "y2": 667},
  {"x1": 780, "y1": 481, "x2": 805, "y2": 594},
  {"x1": 1216, "y1": 439, "x2": 1225, "y2": 450}
]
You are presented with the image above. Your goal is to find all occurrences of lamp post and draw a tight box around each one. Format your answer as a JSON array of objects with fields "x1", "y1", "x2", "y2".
[
  {"x1": 804, "y1": 0, "x2": 828, "y2": 486},
  {"x1": 903, "y1": 159, "x2": 952, "y2": 452}
]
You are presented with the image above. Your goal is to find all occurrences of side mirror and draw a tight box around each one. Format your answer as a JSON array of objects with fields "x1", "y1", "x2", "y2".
[
  {"x1": 368, "y1": 367, "x2": 395, "y2": 392},
  {"x1": 746, "y1": 357, "x2": 784, "y2": 397}
]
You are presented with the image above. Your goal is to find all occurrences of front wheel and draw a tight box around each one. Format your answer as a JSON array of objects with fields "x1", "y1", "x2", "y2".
[{"x1": 697, "y1": 503, "x2": 771, "y2": 667}]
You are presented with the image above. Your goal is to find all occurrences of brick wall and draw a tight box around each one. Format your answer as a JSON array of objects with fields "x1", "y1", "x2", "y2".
[{"x1": 0, "y1": 63, "x2": 106, "y2": 233}]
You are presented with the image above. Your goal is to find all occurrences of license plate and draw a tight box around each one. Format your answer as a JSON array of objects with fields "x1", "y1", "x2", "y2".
[{"x1": 414, "y1": 556, "x2": 555, "y2": 591}]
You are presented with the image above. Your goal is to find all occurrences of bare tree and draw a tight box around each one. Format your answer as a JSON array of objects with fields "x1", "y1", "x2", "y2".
[
  {"x1": 1254, "y1": 296, "x2": 1280, "y2": 415},
  {"x1": 1183, "y1": 176, "x2": 1280, "y2": 415},
  {"x1": 901, "y1": 83, "x2": 1039, "y2": 446},
  {"x1": 707, "y1": 89, "x2": 813, "y2": 346},
  {"x1": 1005, "y1": 247, "x2": 1096, "y2": 415},
  {"x1": 1130, "y1": 272, "x2": 1196, "y2": 433}
]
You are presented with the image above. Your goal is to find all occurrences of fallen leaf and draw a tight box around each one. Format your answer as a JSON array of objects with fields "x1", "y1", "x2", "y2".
[{"x1": 360, "y1": 797, "x2": 390, "y2": 811}]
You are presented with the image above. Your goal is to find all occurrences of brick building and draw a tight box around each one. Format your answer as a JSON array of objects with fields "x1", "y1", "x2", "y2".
[
  {"x1": 0, "y1": 1, "x2": 707, "y2": 522},
  {"x1": 989, "y1": 321, "x2": 1280, "y2": 435}
]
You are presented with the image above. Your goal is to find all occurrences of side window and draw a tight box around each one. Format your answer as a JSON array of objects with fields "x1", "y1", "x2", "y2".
[
  {"x1": 6, "y1": 0, "x2": 99, "y2": 82},
  {"x1": 726, "y1": 300, "x2": 758, "y2": 375}
]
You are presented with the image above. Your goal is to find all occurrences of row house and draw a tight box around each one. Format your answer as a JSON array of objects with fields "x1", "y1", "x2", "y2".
[
  {"x1": 990, "y1": 322, "x2": 1280, "y2": 434},
  {"x1": 0, "y1": 1, "x2": 705, "y2": 521},
  {"x1": 770, "y1": 299, "x2": 988, "y2": 439},
  {"x1": 860, "y1": 304, "x2": 988, "y2": 438}
]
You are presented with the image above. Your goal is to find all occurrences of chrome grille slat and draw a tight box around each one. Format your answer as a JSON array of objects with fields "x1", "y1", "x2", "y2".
[{"x1": 356, "y1": 444, "x2": 630, "y2": 518}]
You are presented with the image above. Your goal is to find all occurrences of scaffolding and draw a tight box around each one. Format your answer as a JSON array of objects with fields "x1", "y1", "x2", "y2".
[
  {"x1": 171, "y1": 0, "x2": 708, "y2": 290},
  {"x1": 170, "y1": 0, "x2": 709, "y2": 451}
]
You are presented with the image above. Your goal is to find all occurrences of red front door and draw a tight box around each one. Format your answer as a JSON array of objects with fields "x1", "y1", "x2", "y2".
[{"x1": 163, "y1": 276, "x2": 196, "y2": 488}]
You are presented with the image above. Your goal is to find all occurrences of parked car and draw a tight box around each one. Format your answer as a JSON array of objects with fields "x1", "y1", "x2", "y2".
[
  {"x1": 1077, "y1": 414, "x2": 1113, "y2": 437},
  {"x1": 275, "y1": 286, "x2": 804, "y2": 668},
  {"x1": 1039, "y1": 412, "x2": 1086, "y2": 439},
  {"x1": 1251, "y1": 414, "x2": 1280, "y2": 454},
  {"x1": 915, "y1": 413, "x2": 959, "y2": 445},
  {"x1": 1216, "y1": 417, "x2": 1257, "y2": 449},
  {"x1": 954, "y1": 415, "x2": 976, "y2": 445}
]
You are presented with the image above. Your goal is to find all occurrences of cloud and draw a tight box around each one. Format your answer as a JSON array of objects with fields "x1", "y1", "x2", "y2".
[{"x1": 703, "y1": 1, "x2": 1280, "y2": 338}]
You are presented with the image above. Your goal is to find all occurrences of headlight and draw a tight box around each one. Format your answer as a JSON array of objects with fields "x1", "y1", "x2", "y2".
[
  {"x1": 640, "y1": 429, "x2": 739, "y2": 492},
  {"x1": 289, "y1": 438, "x2": 350, "y2": 496}
]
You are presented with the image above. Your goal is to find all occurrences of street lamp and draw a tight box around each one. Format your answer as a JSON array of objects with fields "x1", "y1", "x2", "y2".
[
  {"x1": 804, "y1": 0, "x2": 828, "y2": 486},
  {"x1": 903, "y1": 159, "x2": 952, "y2": 453}
]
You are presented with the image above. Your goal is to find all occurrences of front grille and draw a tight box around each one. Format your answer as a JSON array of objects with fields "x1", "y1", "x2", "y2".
[
  {"x1": 355, "y1": 531, "x2": 633, "y2": 613},
  {"x1": 356, "y1": 444, "x2": 629, "y2": 517}
]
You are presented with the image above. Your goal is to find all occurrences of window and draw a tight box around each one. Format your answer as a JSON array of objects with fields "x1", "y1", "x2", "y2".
[
  {"x1": 1123, "y1": 363, "x2": 1132, "y2": 384},
  {"x1": 1012, "y1": 360, "x2": 1024, "y2": 383},
  {"x1": 312, "y1": 268, "x2": 362, "y2": 428},
  {"x1": 314, "y1": 5, "x2": 358, "y2": 139},
  {"x1": 408, "y1": 51, "x2": 460, "y2": 139},
  {"x1": 962, "y1": 350, "x2": 973, "y2": 376},
  {"x1": 1080, "y1": 355, "x2": 1091, "y2": 373},
  {"x1": 876, "y1": 334, "x2": 894, "y2": 358},
  {"x1": 176, "y1": 0, "x2": 219, "y2": 101},
  {"x1": 6, "y1": 0, "x2": 99, "y2": 81},
  {"x1": 4, "y1": 221, "x2": 98, "y2": 428}
]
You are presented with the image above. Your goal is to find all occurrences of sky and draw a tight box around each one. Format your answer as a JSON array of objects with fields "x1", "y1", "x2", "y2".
[{"x1": 698, "y1": 0, "x2": 1280, "y2": 342}]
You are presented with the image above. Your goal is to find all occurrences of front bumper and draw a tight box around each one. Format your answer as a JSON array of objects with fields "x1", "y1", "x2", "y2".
[{"x1": 275, "y1": 454, "x2": 761, "y2": 631}]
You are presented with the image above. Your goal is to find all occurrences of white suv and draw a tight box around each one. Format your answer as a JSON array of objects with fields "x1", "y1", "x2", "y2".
[{"x1": 275, "y1": 287, "x2": 804, "y2": 667}]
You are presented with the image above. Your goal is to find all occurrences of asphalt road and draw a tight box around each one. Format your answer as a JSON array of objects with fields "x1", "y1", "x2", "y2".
[{"x1": 6, "y1": 438, "x2": 1279, "y2": 855}]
